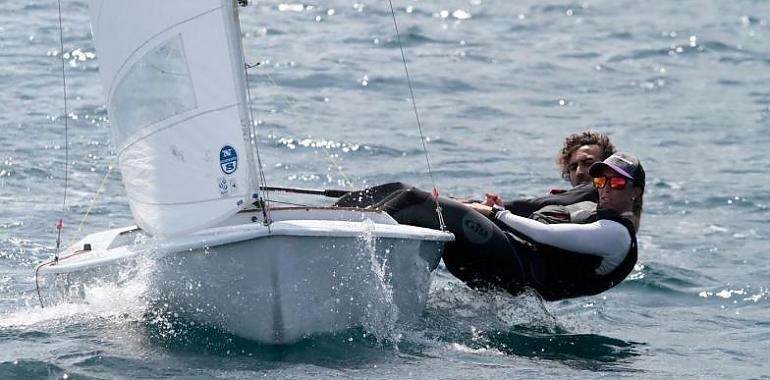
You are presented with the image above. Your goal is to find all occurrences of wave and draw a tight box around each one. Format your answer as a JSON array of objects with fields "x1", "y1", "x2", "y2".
[
  {"x1": 610, "y1": 262, "x2": 717, "y2": 307},
  {"x1": 0, "y1": 360, "x2": 69, "y2": 380},
  {"x1": 418, "y1": 282, "x2": 643, "y2": 370}
]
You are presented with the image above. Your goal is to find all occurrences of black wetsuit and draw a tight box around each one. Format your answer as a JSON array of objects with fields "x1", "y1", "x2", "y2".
[{"x1": 335, "y1": 183, "x2": 637, "y2": 301}]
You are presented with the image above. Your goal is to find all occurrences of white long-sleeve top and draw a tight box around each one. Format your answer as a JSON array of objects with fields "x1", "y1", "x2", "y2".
[{"x1": 495, "y1": 210, "x2": 632, "y2": 275}]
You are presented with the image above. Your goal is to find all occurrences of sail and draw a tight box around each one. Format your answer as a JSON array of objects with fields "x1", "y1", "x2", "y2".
[{"x1": 88, "y1": 0, "x2": 257, "y2": 236}]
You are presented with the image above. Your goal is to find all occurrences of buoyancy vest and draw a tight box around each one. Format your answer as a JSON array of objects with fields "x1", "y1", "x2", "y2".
[
  {"x1": 501, "y1": 208, "x2": 638, "y2": 301},
  {"x1": 504, "y1": 183, "x2": 598, "y2": 217},
  {"x1": 529, "y1": 200, "x2": 597, "y2": 224}
]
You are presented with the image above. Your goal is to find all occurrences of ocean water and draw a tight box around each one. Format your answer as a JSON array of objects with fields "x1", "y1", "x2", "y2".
[{"x1": 2, "y1": 0, "x2": 770, "y2": 378}]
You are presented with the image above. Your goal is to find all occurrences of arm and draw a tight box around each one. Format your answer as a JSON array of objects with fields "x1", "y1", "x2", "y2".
[{"x1": 494, "y1": 210, "x2": 631, "y2": 260}]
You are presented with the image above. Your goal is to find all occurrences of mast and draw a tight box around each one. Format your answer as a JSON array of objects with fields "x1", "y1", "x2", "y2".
[
  {"x1": 226, "y1": 0, "x2": 272, "y2": 225},
  {"x1": 222, "y1": 0, "x2": 261, "y2": 207}
]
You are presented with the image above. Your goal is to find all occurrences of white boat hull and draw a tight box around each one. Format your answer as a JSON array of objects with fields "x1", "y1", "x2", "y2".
[
  {"x1": 154, "y1": 234, "x2": 443, "y2": 343},
  {"x1": 36, "y1": 208, "x2": 452, "y2": 343}
]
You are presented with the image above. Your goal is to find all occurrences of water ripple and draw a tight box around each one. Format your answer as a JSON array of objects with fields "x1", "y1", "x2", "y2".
[{"x1": 0, "y1": 360, "x2": 69, "y2": 380}]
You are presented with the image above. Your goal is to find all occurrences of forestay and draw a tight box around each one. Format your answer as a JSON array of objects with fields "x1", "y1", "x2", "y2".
[{"x1": 89, "y1": 0, "x2": 257, "y2": 236}]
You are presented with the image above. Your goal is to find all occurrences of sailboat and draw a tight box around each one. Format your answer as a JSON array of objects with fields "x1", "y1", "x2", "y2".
[{"x1": 35, "y1": 0, "x2": 453, "y2": 344}]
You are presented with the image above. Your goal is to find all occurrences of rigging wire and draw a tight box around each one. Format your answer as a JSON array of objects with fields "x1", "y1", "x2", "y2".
[
  {"x1": 238, "y1": 0, "x2": 271, "y2": 227},
  {"x1": 386, "y1": 0, "x2": 447, "y2": 231},
  {"x1": 54, "y1": 0, "x2": 70, "y2": 263},
  {"x1": 38, "y1": 0, "x2": 72, "y2": 308},
  {"x1": 261, "y1": 199, "x2": 313, "y2": 207},
  {"x1": 244, "y1": 63, "x2": 273, "y2": 228},
  {"x1": 41, "y1": 0, "x2": 112, "y2": 307}
]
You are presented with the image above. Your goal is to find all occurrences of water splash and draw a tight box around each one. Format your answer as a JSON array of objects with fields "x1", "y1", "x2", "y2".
[
  {"x1": 0, "y1": 264, "x2": 150, "y2": 330},
  {"x1": 428, "y1": 283, "x2": 557, "y2": 329},
  {"x1": 356, "y1": 218, "x2": 400, "y2": 345},
  {"x1": 4, "y1": 241, "x2": 158, "y2": 329}
]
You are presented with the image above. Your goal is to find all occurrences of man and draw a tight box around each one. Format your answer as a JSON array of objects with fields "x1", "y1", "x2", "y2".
[
  {"x1": 492, "y1": 132, "x2": 617, "y2": 219},
  {"x1": 557, "y1": 132, "x2": 616, "y2": 188},
  {"x1": 338, "y1": 132, "x2": 617, "y2": 216},
  {"x1": 369, "y1": 152, "x2": 645, "y2": 301}
]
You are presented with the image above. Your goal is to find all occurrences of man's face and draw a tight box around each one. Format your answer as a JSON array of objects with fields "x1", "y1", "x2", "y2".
[{"x1": 567, "y1": 144, "x2": 603, "y2": 186}]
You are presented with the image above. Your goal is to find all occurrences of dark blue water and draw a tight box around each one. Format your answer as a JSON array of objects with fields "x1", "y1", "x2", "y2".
[{"x1": 2, "y1": 0, "x2": 770, "y2": 378}]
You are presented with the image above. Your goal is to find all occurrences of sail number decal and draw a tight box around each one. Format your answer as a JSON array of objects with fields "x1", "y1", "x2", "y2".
[{"x1": 219, "y1": 145, "x2": 238, "y2": 175}]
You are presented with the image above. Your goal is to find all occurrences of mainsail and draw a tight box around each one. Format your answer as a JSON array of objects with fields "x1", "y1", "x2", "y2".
[{"x1": 89, "y1": 0, "x2": 257, "y2": 236}]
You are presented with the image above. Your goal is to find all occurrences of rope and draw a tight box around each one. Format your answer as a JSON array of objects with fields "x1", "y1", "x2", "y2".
[
  {"x1": 35, "y1": 248, "x2": 92, "y2": 308},
  {"x1": 40, "y1": 1, "x2": 108, "y2": 307},
  {"x1": 35, "y1": 161, "x2": 115, "y2": 308},
  {"x1": 386, "y1": 0, "x2": 446, "y2": 231},
  {"x1": 321, "y1": 145, "x2": 355, "y2": 189},
  {"x1": 35, "y1": 261, "x2": 47, "y2": 308},
  {"x1": 67, "y1": 162, "x2": 115, "y2": 247}
]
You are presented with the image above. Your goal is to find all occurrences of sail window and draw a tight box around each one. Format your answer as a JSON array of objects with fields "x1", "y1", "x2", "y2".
[{"x1": 109, "y1": 34, "x2": 196, "y2": 145}]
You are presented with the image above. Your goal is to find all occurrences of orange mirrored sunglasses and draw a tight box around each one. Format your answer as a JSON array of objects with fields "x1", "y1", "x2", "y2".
[{"x1": 592, "y1": 176, "x2": 629, "y2": 190}]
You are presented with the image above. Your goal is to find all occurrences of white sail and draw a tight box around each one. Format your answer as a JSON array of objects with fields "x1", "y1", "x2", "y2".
[{"x1": 88, "y1": 0, "x2": 257, "y2": 236}]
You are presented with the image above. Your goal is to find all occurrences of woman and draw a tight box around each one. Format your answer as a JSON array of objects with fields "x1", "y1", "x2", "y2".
[{"x1": 367, "y1": 152, "x2": 645, "y2": 301}]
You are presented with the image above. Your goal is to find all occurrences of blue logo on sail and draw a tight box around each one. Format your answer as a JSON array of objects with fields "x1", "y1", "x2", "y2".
[{"x1": 219, "y1": 145, "x2": 238, "y2": 175}]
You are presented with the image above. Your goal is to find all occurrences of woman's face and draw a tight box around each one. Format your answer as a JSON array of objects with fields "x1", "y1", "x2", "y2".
[{"x1": 594, "y1": 167, "x2": 641, "y2": 213}]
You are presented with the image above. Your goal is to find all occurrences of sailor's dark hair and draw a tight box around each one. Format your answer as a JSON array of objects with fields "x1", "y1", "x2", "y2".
[{"x1": 557, "y1": 131, "x2": 616, "y2": 181}]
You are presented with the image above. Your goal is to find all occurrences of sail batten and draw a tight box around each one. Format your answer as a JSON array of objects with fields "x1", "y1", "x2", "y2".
[
  {"x1": 115, "y1": 103, "x2": 240, "y2": 155},
  {"x1": 89, "y1": 0, "x2": 256, "y2": 236}
]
